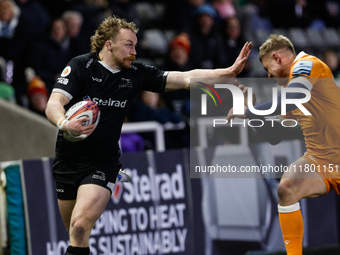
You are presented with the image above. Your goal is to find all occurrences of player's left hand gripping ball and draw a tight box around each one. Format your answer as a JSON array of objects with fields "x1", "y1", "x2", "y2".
[{"x1": 63, "y1": 101, "x2": 101, "y2": 142}]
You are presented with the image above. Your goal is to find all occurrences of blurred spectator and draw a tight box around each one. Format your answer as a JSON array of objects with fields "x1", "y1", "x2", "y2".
[
  {"x1": 161, "y1": 33, "x2": 192, "y2": 117},
  {"x1": 166, "y1": 0, "x2": 206, "y2": 33},
  {"x1": 265, "y1": 0, "x2": 329, "y2": 29},
  {"x1": 109, "y1": 0, "x2": 146, "y2": 57},
  {"x1": 109, "y1": 0, "x2": 142, "y2": 30},
  {"x1": 0, "y1": 0, "x2": 35, "y2": 106},
  {"x1": 0, "y1": 82, "x2": 15, "y2": 102},
  {"x1": 33, "y1": 19, "x2": 72, "y2": 93},
  {"x1": 164, "y1": 33, "x2": 194, "y2": 71},
  {"x1": 220, "y1": 17, "x2": 243, "y2": 66},
  {"x1": 188, "y1": 3, "x2": 226, "y2": 69},
  {"x1": 26, "y1": 75, "x2": 49, "y2": 116},
  {"x1": 220, "y1": 17, "x2": 251, "y2": 77},
  {"x1": 120, "y1": 117, "x2": 145, "y2": 153},
  {"x1": 62, "y1": 10, "x2": 89, "y2": 57},
  {"x1": 322, "y1": 49, "x2": 340, "y2": 78},
  {"x1": 70, "y1": 0, "x2": 112, "y2": 41},
  {"x1": 62, "y1": 10, "x2": 83, "y2": 39},
  {"x1": 130, "y1": 91, "x2": 185, "y2": 149},
  {"x1": 240, "y1": 0, "x2": 273, "y2": 33},
  {"x1": 212, "y1": 0, "x2": 237, "y2": 21},
  {"x1": 15, "y1": 0, "x2": 50, "y2": 35},
  {"x1": 325, "y1": 1, "x2": 340, "y2": 27},
  {"x1": 265, "y1": 0, "x2": 301, "y2": 28},
  {"x1": 132, "y1": 91, "x2": 182, "y2": 125}
]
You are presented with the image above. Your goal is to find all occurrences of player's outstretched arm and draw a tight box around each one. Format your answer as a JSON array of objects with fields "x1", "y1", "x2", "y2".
[{"x1": 164, "y1": 42, "x2": 253, "y2": 91}]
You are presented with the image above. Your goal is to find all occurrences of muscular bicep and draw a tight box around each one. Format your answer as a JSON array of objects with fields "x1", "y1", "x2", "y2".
[{"x1": 165, "y1": 71, "x2": 190, "y2": 91}]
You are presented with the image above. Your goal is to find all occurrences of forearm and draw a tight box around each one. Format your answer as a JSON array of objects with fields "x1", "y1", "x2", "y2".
[
  {"x1": 184, "y1": 67, "x2": 235, "y2": 79},
  {"x1": 45, "y1": 93, "x2": 69, "y2": 130},
  {"x1": 165, "y1": 42, "x2": 252, "y2": 91},
  {"x1": 165, "y1": 68, "x2": 235, "y2": 91},
  {"x1": 46, "y1": 100, "x2": 67, "y2": 129}
]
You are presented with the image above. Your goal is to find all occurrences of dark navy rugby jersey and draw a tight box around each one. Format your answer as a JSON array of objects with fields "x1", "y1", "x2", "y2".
[{"x1": 53, "y1": 53, "x2": 168, "y2": 164}]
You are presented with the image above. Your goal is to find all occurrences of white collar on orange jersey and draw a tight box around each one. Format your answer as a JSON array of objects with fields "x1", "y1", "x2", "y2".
[{"x1": 294, "y1": 51, "x2": 308, "y2": 62}]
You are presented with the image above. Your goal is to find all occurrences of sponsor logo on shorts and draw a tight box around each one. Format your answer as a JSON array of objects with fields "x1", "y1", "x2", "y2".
[
  {"x1": 92, "y1": 171, "x2": 106, "y2": 181},
  {"x1": 56, "y1": 189, "x2": 64, "y2": 193}
]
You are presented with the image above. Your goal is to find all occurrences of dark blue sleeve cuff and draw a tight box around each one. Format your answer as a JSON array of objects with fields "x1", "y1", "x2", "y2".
[{"x1": 245, "y1": 82, "x2": 309, "y2": 118}]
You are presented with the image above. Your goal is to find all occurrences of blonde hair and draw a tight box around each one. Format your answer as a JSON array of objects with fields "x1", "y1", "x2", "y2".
[
  {"x1": 90, "y1": 16, "x2": 138, "y2": 53},
  {"x1": 259, "y1": 34, "x2": 296, "y2": 62},
  {"x1": 0, "y1": 0, "x2": 21, "y2": 18}
]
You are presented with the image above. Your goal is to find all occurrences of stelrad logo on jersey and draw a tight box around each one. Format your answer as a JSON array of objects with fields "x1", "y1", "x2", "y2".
[{"x1": 92, "y1": 97, "x2": 127, "y2": 108}]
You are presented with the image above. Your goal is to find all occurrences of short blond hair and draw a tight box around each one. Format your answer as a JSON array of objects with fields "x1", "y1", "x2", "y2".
[
  {"x1": 90, "y1": 16, "x2": 138, "y2": 53},
  {"x1": 259, "y1": 34, "x2": 296, "y2": 62}
]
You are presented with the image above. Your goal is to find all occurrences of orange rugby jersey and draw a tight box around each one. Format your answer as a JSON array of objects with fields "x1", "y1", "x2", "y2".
[{"x1": 283, "y1": 51, "x2": 340, "y2": 164}]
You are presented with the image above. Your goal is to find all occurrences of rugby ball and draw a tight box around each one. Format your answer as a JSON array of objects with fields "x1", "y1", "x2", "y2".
[{"x1": 63, "y1": 101, "x2": 100, "y2": 142}]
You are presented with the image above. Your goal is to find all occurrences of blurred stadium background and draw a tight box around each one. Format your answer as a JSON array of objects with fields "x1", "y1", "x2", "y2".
[{"x1": 2, "y1": 0, "x2": 340, "y2": 254}]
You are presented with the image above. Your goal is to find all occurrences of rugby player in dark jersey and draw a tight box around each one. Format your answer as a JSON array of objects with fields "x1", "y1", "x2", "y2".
[{"x1": 45, "y1": 16, "x2": 252, "y2": 255}]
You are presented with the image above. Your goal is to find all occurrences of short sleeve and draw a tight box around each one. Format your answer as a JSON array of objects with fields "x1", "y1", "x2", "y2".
[
  {"x1": 52, "y1": 57, "x2": 87, "y2": 100},
  {"x1": 137, "y1": 63, "x2": 168, "y2": 93}
]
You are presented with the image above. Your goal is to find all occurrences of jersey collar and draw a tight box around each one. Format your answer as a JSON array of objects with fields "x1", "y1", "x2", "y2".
[
  {"x1": 98, "y1": 61, "x2": 121, "y2": 75},
  {"x1": 294, "y1": 51, "x2": 308, "y2": 62}
]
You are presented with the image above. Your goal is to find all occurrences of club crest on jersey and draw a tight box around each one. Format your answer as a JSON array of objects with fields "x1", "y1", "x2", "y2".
[
  {"x1": 61, "y1": 66, "x2": 71, "y2": 77},
  {"x1": 119, "y1": 78, "x2": 133, "y2": 88}
]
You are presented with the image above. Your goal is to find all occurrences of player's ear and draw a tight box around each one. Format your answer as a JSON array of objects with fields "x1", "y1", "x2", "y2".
[
  {"x1": 272, "y1": 53, "x2": 280, "y2": 63},
  {"x1": 105, "y1": 40, "x2": 113, "y2": 51}
]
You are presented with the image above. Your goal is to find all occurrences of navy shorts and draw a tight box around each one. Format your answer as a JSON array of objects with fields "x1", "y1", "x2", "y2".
[{"x1": 53, "y1": 160, "x2": 121, "y2": 200}]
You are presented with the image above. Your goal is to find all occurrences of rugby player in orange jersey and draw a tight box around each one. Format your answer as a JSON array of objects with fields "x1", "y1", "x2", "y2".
[{"x1": 227, "y1": 34, "x2": 340, "y2": 255}]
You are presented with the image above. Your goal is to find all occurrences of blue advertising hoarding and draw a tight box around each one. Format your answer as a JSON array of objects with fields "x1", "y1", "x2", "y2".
[{"x1": 22, "y1": 149, "x2": 200, "y2": 255}]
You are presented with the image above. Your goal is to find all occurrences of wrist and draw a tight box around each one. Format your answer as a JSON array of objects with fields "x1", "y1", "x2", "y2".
[
  {"x1": 225, "y1": 65, "x2": 236, "y2": 78},
  {"x1": 57, "y1": 117, "x2": 67, "y2": 131}
]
